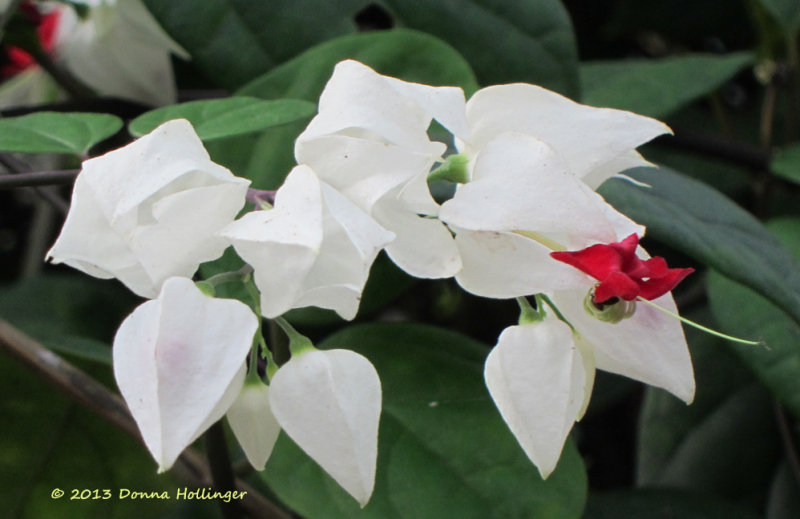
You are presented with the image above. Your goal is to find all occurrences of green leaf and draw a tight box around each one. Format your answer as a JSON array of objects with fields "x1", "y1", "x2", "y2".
[
  {"x1": 706, "y1": 217, "x2": 800, "y2": 420},
  {"x1": 383, "y1": 0, "x2": 579, "y2": 96},
  {"x1": 770, "y1": 143, "x2": 800, "y2": 185},
  {"x1": 0, "y1": 112, "x2": 122, "y2": 154},
  {"x1": 141, "y1": 0, "x2": 369, "y2": 90},
  {"x1": 0, "y1": 353, "x2": 179, "y2": 518},
  {"x1": 128, "y1": 97, "x2": 316, "y2": 141},
  {"x1": 637, "y1": 383, "x2": 780, "y2": 505},
  {"x1": 599, "y1": 167, "x2": 800, "y2": 328},
  {"x1": 0, "y1": 275, "x2": 136, "y2": 364},
  {"x1": 261, "y1": 323, "x2": 587, "y2": 518},
  {"x1": 239, "y1": 28, "x2": 479, "y2": 100},
  {"x1": 580, "y1": 52, "x2": 754, "y2": 118},
  {"x1": 767, "y1": 461, "x2": 800, "y2": 519},
  {"x1": 584, "y1": 489, "x2": 761, "y2": 519},
  {"x1": 227, "y1": 29, "x2": 477, "y2": 188},
  {"x1": 756, "y1": 0, "x2": 800, "y2": 35},
  {"x1": 637, "y1": 308, "x2": 759, "y2": 484}
]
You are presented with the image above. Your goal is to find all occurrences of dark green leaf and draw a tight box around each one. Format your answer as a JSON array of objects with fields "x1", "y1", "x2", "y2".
[
  {"x1": 261, "y1": 323, "x2": 587, "y2": 518},
  {"x1": 756, "y1": 0, "x2": 800, "y2": 35},
  {"x1": 600, "y1": 167, "x2": 800, "y2": 328},
  {"x1": 770, "y1": 143, "x2": 800, "y2": 185},
  {"x1": 0, "y1": 112, "x2": 122, "y2": 154},
  {"x1": 584, "y1": 489, "x2": 761, "y2": 519},
  {"x1": 580, "y1": 53, "x2": 754, "y2": 118},
  {"x1": 384, "y1": 0, "x2": 579, "y2": 96},
  {"x1": 0, "y1": 275, "x2": 136, "y2": 364},
  {"x1": 128, "y1": 97, "x2": 316, "y2": 141},
  {"x1": 766, "y1": 461, "x2": 800, "y2": 519},
  {"x1": 637, "y1": 308, "x2": 757, "y2": 486},
  {"x1": 141, "y1": 0, "x2": 369, "y2": 90},
  {"x1": 637, "y1": 383, "x2": 780, "y2": 505},
  {"x1": 239, "y1": 28, "x2": 479, "y2": 100},
  {"x1": 706, "y1": 217, "x2": 800, "y2": 420},
  {"x1": 0, "y1": 353, "x2": 178, "y2": 518}
]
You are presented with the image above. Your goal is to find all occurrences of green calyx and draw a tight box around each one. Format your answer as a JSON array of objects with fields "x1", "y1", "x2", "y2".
[
  {"x1": 428, "y1": 153, "x2": 470, "y2": 184},
  {"x1": 516, "y1": 296, "x2": 544, "y2": 325},
  {"x1": 583, "y1": 288, "x2": 636, "y2": 324},
  {"x1": 274, "y1": 316, "x2": 315, "y2": 356}
]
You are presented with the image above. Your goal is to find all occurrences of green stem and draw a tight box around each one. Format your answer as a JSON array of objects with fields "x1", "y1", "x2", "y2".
[
  {"x1": 637, "y1": 298, "x2": 762, "y2": 346},
  {"x1": 536, "y1": 294, "x2": 576, "y2": 332},
  {"x1": 243, "y1": 275, "x2": 276, "y2": 380},
  {"x1": 205, "y1": 264, "x2": 254, "y2": 288}
]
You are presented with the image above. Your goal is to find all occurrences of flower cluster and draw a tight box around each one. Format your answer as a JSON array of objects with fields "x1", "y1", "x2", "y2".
[{"x1": 47, "y1": 59, "x2": 696, "y2": 504}]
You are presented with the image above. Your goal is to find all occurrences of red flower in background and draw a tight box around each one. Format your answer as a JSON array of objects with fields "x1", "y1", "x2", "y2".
[
  {"x1": 2, "y1": 2, "x2": 60, "y2": 78},
  {"x1": 550, "y1": 234, "x2": 694, "y2": 303}
]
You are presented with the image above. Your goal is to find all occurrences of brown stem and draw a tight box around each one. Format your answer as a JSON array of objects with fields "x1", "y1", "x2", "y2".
[
  {"x1": 0, "y1": 318, "x2": 292, "y2": 519},
  {"x1": 205, "y1": 422, "x2": 243, "y2": 519},
  {"x1": 0, "y1": 169, "x2": 79, "y2": 189},
  {"x1": 29, "y1": 47, "x2": 94, "y2": 101}
]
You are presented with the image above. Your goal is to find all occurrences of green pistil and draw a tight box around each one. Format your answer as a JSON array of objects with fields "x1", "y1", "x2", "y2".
[{"x1": 637, "y1": 297, "x2": 763, "y2": 346}]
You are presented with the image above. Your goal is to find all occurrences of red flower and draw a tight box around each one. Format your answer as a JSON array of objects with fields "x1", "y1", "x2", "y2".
[
  {"x1": 550, "y1": 234, "x2": 694, "y2": 303},
  {"x1": 2, "y1": 3, "x2": 60, "y2": 78}
]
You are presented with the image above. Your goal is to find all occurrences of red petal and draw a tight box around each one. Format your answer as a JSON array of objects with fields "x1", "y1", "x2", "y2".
[
  {"x1": 550, "y1": 243, "x2": 624, "y2": 281},
  {"x1": 638, "y1": 267, "x2": 695, "y2": 301}
]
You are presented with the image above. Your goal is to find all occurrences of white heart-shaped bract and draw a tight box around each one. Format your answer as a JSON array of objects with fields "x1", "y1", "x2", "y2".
[
  {"x1": 226, "y1": 381, "x2": 282, "y2": 471},
  {"x1": 485, "y1": 318, "x2": 589, "y2": 479},
  {"x1": 296, "y1": 59, "x2": 468, "y2": 155},
  {"x1": 269, "y1": 349, "x2": 381, "y2": 507},
  {"x1": 113, "y1": 277, "x2": 258, "y2": 472},
  {"x1": 294, "y1": 60, "x2": 467, "y2": 279},
  {"x1": 54, "y1": 0, "x2": 187, "y2": 106},
  {"x1": 220, "y1": 165, "x2": 394, "y2": 320},
  {"x1": 439, "y1": 132, "x2": 642, "y2": 297},
  {"x1": 47, "y1": 119, "x2": 250, "y2": 298},
  {"x1": 458, "y1": 83, "x2": 671, "y2": 188},
  {"x1": 550, "y1": 288, "x2": 695, "y2": 404}
]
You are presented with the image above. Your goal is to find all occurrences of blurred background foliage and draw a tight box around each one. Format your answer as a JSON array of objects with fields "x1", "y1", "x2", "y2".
[{"x1": 1, "y1": 0, "x2": 800, "y2": 518}]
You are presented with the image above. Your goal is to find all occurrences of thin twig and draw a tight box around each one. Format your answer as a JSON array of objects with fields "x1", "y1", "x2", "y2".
[
  {"x1": 653, "y1": 131, "x2": 770, "y2": 171},
  {"x1": 29, "y1": 46, "x2": 94, "y2": 100},
  {"x1": 0, "y1": 318, "x2": 292, "y2": 519},
  {"x1": 0, "y1": 169, "x2": 78, "y2": 188},
  {"x1": 205, "y1": 422, "x2": 243, "y2": 519}
]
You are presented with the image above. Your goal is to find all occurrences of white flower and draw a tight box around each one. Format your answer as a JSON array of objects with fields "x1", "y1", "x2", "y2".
[
  {"x1": 549, "y1": 288, "x2": 695, "y2": 403},
  {"x1": 486, "y1": 294, "x2": 694, "y2": 479},
  {"x1": 268, "y1": 348, "x2": 381, "y2": 507},
  {"x1": 47, "y1": 119, "x2": 250, "y2": 298},
  {"x1": 226, "y1": 381, "x2": 282, "y2": 471},
  {"x1": 112, "y1": 277, "x2": 258, "y2": 472},
  {"x1": 439, "y1": 132, "x2": 644, "y2": 298},
  {"x1": 457, "y1": 82, "x2": 671, "y2": 189},
  {"x1": 55, "y1": 0, "x2": 188, "y2": 106},
  {"x1": 220, "y1": 164, "x2": 394, "y2": 320},
  {"x1": 295, "y1": 60, "x2": 468, "y2": 278}
]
